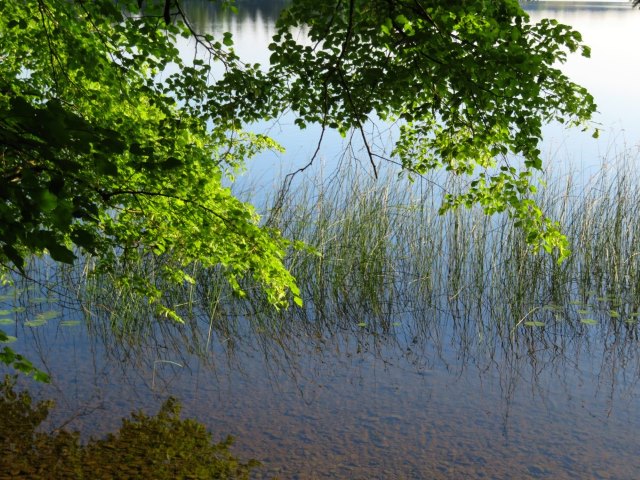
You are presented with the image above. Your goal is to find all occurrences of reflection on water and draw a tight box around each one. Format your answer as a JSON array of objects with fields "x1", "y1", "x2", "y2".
[
  {"x1": 2, "y1": 242, "x2": 640, "y2": 479},
  {"x1": 181, "y1": 0, "x2": 640, "y2": 186},
  {"x1": 2, "y1": 1, "x2": 640, "y2": 479},
  {"x1": 0, "y1": 376, "x2": 258, "y2": 479}
]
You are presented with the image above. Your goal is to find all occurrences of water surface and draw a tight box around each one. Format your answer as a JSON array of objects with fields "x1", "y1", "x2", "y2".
[{"x1": 3, "y1": 1, "x2": 640, "y2": 479}]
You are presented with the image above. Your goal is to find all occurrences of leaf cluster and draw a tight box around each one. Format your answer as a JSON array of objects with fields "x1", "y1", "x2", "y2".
[
  {"x1": 268, "y1": 0, "x2": 596, "y2": 258},
  {"x1": 0, "y1": 0, "x2": 599, "y2": 333},
  {"x1": 0, "y1": 0, "x2": 302, "y2": 315}
]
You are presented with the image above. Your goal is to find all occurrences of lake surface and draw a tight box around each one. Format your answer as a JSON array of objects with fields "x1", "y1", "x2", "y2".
[{"x1": 2, "y1": 1, "x2": 640, "y2": 479}]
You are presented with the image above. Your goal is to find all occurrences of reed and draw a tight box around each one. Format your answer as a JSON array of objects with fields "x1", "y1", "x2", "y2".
[{"x1": 9, "y1": 147, "x2": 640, "y2": 359}]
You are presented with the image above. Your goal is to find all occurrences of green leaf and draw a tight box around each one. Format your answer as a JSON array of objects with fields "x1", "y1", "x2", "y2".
[
  {"x1": 580, "y1": 319, "x2": 598, "y2": 325},
  {"x1": 38, "y1": 190, "x2": 58, "y2": 212},
  {"x1": 47, "y1": 243, "x2": 76, "y2": 264},
  {"x1": 37, "y1": 311, "x2": 61, "y2": 321},
  {"x1": 524, "y1": 321, "x2": 545, "y2": 327},
  {"x1": 24, "y1": 320, "x2": 47, "y2": 327}
]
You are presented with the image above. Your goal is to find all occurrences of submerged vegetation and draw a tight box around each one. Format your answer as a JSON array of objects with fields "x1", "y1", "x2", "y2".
[{"x1": 0, "y1": 375, "x2": 259, "y2": 479}]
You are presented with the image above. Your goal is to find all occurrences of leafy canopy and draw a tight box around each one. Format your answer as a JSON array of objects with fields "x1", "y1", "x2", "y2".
[
  {"x1": 0, "y1": 0, "x2": 302, "y2": 313},
  {"x1": 266, "y1": 0, "x2": 596, "y2": 257},
  {"x1": 0, "y1": 0, "x2": 595, "y2": 374}
]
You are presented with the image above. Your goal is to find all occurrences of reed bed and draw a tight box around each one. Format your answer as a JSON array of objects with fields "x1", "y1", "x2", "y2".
[
  {"x1": 6, "y1": 147, "x2": 640, "y2": 367},
  {"x1": 252, "y1": 148, "x2": 640, "y2": 340}
]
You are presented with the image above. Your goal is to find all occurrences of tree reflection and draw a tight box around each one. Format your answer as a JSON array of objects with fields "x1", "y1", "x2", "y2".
[{"x1": 0, "y1": 376, "x2": 259, "y2": 479}]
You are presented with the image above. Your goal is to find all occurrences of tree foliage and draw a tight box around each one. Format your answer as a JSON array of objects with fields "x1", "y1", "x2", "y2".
[
  {"x1": 0, "y1": 0, "x2": 301, "y2": 311},
  {"x1": 1, "y1": 0, "x2": 596, "y2": 374},
  {"x1": 267, "y1": 0, "x2": 596, "y2": 257}
]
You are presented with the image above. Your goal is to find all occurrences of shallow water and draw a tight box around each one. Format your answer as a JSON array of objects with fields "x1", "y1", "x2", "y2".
[
  {"x1": 2, "y1": 1, "x2": 640, "y2": 479},
  {"x1": 2, "y1": 271, "x2": 640, "y2": 479}
]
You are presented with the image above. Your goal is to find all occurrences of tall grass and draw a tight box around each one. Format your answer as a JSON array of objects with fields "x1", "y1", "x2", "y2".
[
  {"x1": 8, "y1": 148, "x2": 640, "y2": 366},
  {"x1": 256, "y1": 148, "x2": 640, "y2": 337}
]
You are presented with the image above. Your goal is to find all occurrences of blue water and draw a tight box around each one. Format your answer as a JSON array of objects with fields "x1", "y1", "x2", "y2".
[{"x1": 2, "y1": 2, "x2": 640, "y2": 478}]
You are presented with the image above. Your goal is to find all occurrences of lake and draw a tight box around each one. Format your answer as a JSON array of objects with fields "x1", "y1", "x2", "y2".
[{"x1": 2, "y1": 1, "x2": 640, "y2": 479}]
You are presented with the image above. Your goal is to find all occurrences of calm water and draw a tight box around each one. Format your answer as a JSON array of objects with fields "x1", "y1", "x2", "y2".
[{"x1": 3, "y1": 2, "x2": 640, "y2": 479}]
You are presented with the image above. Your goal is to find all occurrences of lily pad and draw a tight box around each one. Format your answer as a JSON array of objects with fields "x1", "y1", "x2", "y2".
[
  {"x1": 580, "y1": 318, "x2": 598, "y2": 325},
  {"x1": 36, "y1": 311, "x2": 60, "y2": 321},
  {"x1": 24, "y1": 319, "x2": 47, "y2": 327},
  {"x1": 524, "y1": 321, "x2": 545, "y2": 327},
  {"x1": 609, "y1": 311, "x2": 620, "y2": 318},
  {"x1": 544, "y1": 304, "x2": 563, "y2": 312},
  {"x1": 0, "y1": 335, "x2": 17, "y2": 343},
  {"x1": 28, "y1": 297, "x2": 49, "y2": 304},
  {"x1": 0, "y1": 318, "x2": 14, "y2": 325}
]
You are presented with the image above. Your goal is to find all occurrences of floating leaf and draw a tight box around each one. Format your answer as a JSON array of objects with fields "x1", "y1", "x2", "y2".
[
  {"x1": 24, "y1": 319, "x2": 47, "y2": 327},
  {"x1": 577, "y1": 309, "x2": 590, "y2": 315},
  {"x1": 0, "y1": 309, "x2": 13, "y2": 316},
  {"x1": 36, "y1": 311, "x2": 60, "y2": 321},
  {"x1": 12, "y1": 307, "x2": 25, "y2": 313},
  {"x1": 580, "y1": 318, "x2": 598, "y2": 325},
  {"x1": 0, "y1": 319, "x2": 14, "y2": 325},
  {"x1": 609, "y1": 311, "x2": 620, "y2": 318},
  {"x1": 596, "y1": 296, "x2": 614, "y2": 302},
  {"x1": 29, "y1": 297, "x2": 49, "y2": 304},
  {"x1": 543, "y1": 304, "x2": 563, "y2": 312},
  {"x1": 524, "y1": 321, "x2": 545, "y2": 327},
  {"x1": 0, "y1": 335, "x2": 17, "y2": 343},
  {"x1": 357, "y1": 322, "x2": 367, "y2": 327}
]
